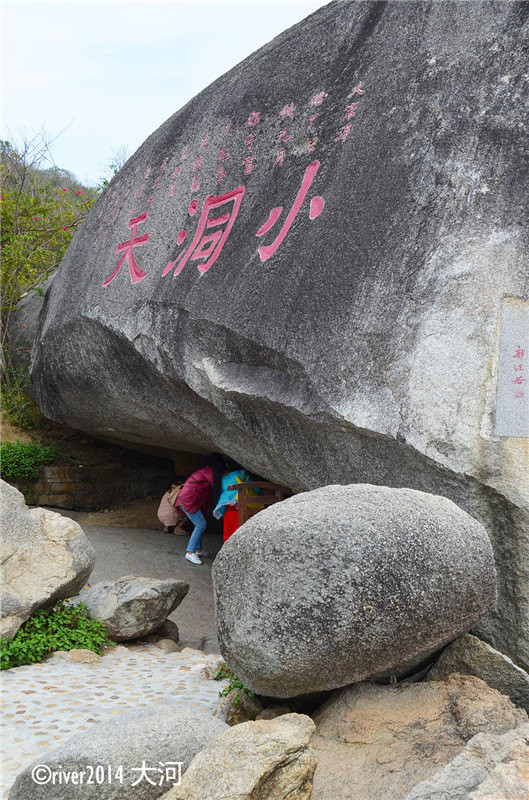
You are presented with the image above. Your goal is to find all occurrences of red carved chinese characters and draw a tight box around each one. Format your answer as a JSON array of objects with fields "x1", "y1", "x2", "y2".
[
  {"x1": 163, "y1": 186, "x2": 246, "y2": 277},
  {"x1": 256, "y1": 160, "x2": 324, "y2": 262},
  {"x1": 348, "y1": 81, "x2": 365, "y2": 97},
  {"x1": 102, "y1": 213, "x2": 150, "y2": 287},
  {"x1": 280, "y1": 103, "x2": 295, "y2": 119},
  {"x1": 512, "y1": 345, "x2": 526, "y2": 395},
  {"x1": 344, "y1": 102, "x2": 360, "y2": 119},
  {"x1": 246, "y1": 111, "x2": 261, "y2": 127},
  {"x1": 243, "y1": 156, "x2": 256, "y2": 175},
  {"x1": 310, "y1": 92, "x2": 327, "y2": 106},
  {"x1": 335, "y1": 123, "x2": 352, "y2": 142},
  {"x1": 245, "y1": 134, "x2": 257, "y2": 151}
]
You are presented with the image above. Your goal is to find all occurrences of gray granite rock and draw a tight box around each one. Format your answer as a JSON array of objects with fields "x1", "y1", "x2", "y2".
[
  {"x1": 152, "y1": 618, "x2": 180, "y2": 643},
  {"x1": 9, "y1": 703, "x2": 228, "y2": 800},
  {"x1": 0, "y1": 480, "x2": 95, "y2": 639},
  {"x1": 27, "y1": 2, "x2": 529, "y2": 670},
  {"x1": 8, "y1": 273, "x2": 54, "y2": 386},
  {"x1": 402, "y1": 723, "x2": 529, "y2": 800},
  {"x1": 78, "y1": 576, "x2": 189, "y2": 641},
  {"x1": 213, "y1": 484, "x2": 496, "y2": 698},
  {"x1": 427, "y1": 633, "x2": 529, "y2": 712}
]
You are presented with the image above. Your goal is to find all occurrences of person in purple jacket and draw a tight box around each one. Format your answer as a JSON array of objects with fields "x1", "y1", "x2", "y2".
[{"x1": 176, "y1": 452, "x2": 227, "y2": 565}]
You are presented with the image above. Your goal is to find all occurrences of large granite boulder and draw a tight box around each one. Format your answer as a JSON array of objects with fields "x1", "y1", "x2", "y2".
[
  {"x1": 27, "y1": 2, "x2": 529, "y2": 669},
  {"x1": 78, "y1": 576, "x2": 189, "y2": 641},
  {"x1": 0, "y1": 480, "x2": 95, "y2": 640},
  {"x1": 9, "y1": 703, "x2": 228, "y2": 800},
  {"x1": 310, "y1": 674, "x2": 528, "y2": 800},
  {"x1": 427, "y1": 633, "x2": 529, "y2": 712},
  {"x1": 213, "y1": 484, "x2": 496, "y2": 698},
  {"x1": 161, "y1": 713, "x2": 316, "y2": 800}
]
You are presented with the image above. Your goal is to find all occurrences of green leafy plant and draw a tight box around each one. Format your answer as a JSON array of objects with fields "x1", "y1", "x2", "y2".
[
  {"x1": 1, "y1": 357, "x2": 44, "y2": 430},
  {"x1": 0, "y1": 440, "x2": 64, "y2": 481},
  {"x1": 214, "y1": 663, "x2": 255, "y2": 708},
  {"x1": 0, "y1": 134, "x2": 97, "y2": 381},
  {"x1": 1, "y1": 602, "x2": 113, "y2": 670}
]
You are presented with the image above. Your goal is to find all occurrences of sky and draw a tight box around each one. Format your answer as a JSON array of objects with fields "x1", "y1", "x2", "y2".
[{"x1": 2, "y1": 0, "x2": 331, "y2": 186}]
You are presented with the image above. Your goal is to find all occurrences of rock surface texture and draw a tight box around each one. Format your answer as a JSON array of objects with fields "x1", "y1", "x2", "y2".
[
  {"x1": 403, "y1": 723, "x2": 529, "y2": 800},
  {"x1": 310, "y1": 674, "x2": 528, "y2": 800},
  {"x1": 213, "y1": 485, "x2": 496, "y2": 697},
  {"x1": 9, "y1": 703, "x2": 229, "y2": 800},
  {"x1": 0, "y1": 480, "x2": 95, "y2": 639},
  {"x1": 78, "y1": 576, "x2": 189, "y2": 641},
  {"x1": 161, "y1": 713, "x2": 316, "y2": 800},
  {"x1": 28, "y1": 1, "x2": 529, "y2": 668},
  {"x1": 428, "y1": 633, "x2": 529, "y2": 712}
]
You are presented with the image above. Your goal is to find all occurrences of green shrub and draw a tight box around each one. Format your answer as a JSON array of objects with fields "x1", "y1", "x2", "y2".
[
  {"x1": 1, "y1": 361, "x2": 44, "y2": 430},
  {"x1": 214, "y1": 663, "x2": 255, "y2": 708},
  {"x1": 1, "y1": 602, "x2": 112, "y2": 670},
  {"x1": 0, "y1": 440, "x2": 63, "y2": 481}
]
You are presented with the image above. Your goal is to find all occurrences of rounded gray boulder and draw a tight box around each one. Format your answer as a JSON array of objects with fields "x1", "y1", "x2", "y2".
[
  {"x1": 212, "y1": 485, "x2": 497, "y2": 698},
  {"x1": 9, "y1": 703, "x2": 228, "y2": 800}
]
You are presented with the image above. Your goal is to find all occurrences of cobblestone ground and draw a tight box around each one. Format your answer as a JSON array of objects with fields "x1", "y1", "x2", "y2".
[{"x1": 0, "y1": 644, "x2": 228, "y2": 798}]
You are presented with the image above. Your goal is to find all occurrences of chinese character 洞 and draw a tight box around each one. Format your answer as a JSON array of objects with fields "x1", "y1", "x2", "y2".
[
  {"x1": 163, "y1": 186, "x2": 245, "y2": 277},
  {"x1": 245, "y1": 134, "x2": 257, "y2": 151},
  {"x1": 280, "y1": 103, "x2": 295, "y2": 119},
  {"x1": 247, "y1": 111, "x2": 261, "y2": 127},
  {"x1": 243, "y1": 155, "x2": 256, "y2": 175},
  {"x1": 102, "y1": 212, "x2": 150, "y2": 287},
  {"x1": 348, "y1": 81, "x2": 365, "y2": 97},
  {"x1": 344, "y1": 102, "x2": 360, "y2": 119},
  {"x1": 310, "y1": 92, "x2": 327, "y2": 106},
  {"x1": 335, "y1": 123, "x2": 352, "y2": 142},
  {"x1": 256, "y1": 160, "x2": 325, "y2": 262},
  {"x1": 513, "y1": 346, "x2": 526, "y2": 359},
  {"x1": 274, "y1": 149, "x2": 286, "y2": 166},
  {"x1": 278, "y1": 127, "x2": 290, "y2": 142}
]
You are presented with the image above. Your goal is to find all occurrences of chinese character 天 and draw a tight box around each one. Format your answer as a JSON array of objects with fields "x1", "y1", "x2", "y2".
[{"x1": 102, "y1": 212, "x2": 150, "y2": 287}]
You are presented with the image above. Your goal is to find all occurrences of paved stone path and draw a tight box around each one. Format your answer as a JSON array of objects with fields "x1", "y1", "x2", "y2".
[
  {"x1": 1, "y1": 517, "x2": 228, "y2": 797},
  {"x1": 1, "y1": 644, "x2": 228, "y2": 798},
  {"x1": 66, "y1": 518, "x2": 223, "y2": 652}
]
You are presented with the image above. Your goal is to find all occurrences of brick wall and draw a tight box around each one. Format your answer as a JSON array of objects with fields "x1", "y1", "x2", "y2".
[{"x1": 13, "y1": 459, "x2": 176, "y2": 510}]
